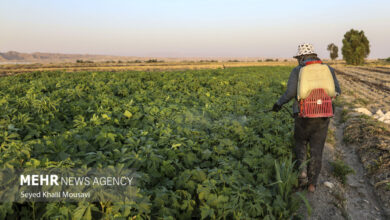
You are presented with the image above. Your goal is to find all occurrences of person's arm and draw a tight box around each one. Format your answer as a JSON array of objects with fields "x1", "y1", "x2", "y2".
[
  {"x1": 328, "y1": 65, "x2": 341, "y2": 96},
  {"x1": 276, "y1": 67, "x2": 299, "y2": 106}
]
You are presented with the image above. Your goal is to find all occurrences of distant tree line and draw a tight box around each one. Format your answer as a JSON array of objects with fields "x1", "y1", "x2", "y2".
[
  {"x1": 76, "y1": 60, "x2": 94, "y2": 63},
  {"x1": 145, "y1": 59, "x2": 164, "y2": 63},
  {"x1": 257, "y1": 59, "x2": 282, "y2": 62},
  {"x1": 200, "y1": 60, "x2": 218, "y2": 63},
  {"x1": 377, "y1": 57, "x2": 390, "y2": 62},
  {"x1": 77, "y1": 59, "x2": 165, "y2": 64}
]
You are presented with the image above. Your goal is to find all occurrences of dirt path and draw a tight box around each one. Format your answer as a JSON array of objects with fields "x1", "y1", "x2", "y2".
[{"x1": 298, "y1": 107, "x2": 387, "y2": 220}]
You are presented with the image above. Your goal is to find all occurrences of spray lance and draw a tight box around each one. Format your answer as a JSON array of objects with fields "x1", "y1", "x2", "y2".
[{"x1": 263, "y1": 105, "x2": 294, "y2": 118}]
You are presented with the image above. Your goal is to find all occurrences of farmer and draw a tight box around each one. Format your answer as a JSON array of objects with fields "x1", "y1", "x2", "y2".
[{"x1": 271, "y1": 43, "x2": 341, "y2": 192}]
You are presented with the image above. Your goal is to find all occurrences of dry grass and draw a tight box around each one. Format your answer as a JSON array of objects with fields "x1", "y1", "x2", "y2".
[
  {"x1": 0, "y1": 61, "x2": 297, "y2": 76},
  {"x1": 340, "y1": 109, "x2": 390, "y2": 214},
  {"x1": 343, "y1": 113, "x2": 390, "y2": 180},
  {"x1": 3, "y1": 59, "x2": 388, "y2": 76}
]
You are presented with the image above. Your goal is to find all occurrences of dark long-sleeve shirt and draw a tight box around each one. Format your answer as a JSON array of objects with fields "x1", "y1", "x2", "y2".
[{"x1": 276, "y1": 63, "x2": 341, "y2": 114}]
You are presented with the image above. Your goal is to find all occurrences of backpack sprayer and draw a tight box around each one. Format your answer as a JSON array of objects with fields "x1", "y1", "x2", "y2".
[
  {"x1": 265, "y1": 61, "x2": 336, "y2": 118},
  {"x1": 297, "y1": 61, "x2": 335, "y2": 118}
]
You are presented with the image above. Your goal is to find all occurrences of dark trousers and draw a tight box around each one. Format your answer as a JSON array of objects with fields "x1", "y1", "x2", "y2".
[{"x1": 293, "y1": 116, "x2": 330, "y2": 185}]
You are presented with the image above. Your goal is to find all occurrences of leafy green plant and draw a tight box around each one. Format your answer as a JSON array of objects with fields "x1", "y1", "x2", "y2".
[
  {"x1": 326, "y1": 129, "x2": 335, "y2": 144},
  {"x1": 0, "y1": 66, "x2": 305, "y2": 219},
  {"x1": 330, "y1": 160, "x2": 355, "y2": 184}
]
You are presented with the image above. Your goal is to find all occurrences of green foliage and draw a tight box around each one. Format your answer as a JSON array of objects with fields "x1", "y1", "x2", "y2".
[
  {"x1": 76, "y1": 60, "x2": 93, "y2": 63},
  {"x1": 341, "y1": 29, "x2": 370, "y2": 65},
  {"x1": 144, "y1": 59, "x2": 164, "y2": 63},
  {"x1": 199, "y1": 60, "x2": 218, "y2": 63},
  {"x1": 327, "y1": 43, "x2": 339, "y2": 60},
  {"x1": 330, "y1": 160, "x2": 355, "y2": 184},
  {"x1": 326, "y1": 129, "x2": 335, "y2": 144},
  {"x1": 0, "y1": 66, "x2": 305, "y2": 219}
]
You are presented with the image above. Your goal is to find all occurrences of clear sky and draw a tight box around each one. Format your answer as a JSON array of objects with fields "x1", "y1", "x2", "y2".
[{"x1": 1, "y1": 0, "x2": 389, "y2": 58}]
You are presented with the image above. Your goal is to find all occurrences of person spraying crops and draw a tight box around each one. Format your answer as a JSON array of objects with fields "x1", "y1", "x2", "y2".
[{"x1": 272, "y1": 43, "x2": 341, "y2": 193}]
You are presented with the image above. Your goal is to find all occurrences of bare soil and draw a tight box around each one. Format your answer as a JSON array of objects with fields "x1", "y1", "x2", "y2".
[{"x1": 334, "y1": 67, "x2": 390, "y2": 112}]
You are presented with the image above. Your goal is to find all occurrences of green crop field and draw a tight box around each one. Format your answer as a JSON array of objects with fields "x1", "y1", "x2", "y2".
[{"x1": 0, "y1": 66, "x2": 307, "y2": 219}]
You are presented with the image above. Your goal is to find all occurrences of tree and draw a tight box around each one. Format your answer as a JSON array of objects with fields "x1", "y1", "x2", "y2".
[
  {"x1": 327, "y1": 43, "x2": 338, "y2": 61},
  {"x1": 341, "y1": 29, "x2": 370, "y2": 65}
]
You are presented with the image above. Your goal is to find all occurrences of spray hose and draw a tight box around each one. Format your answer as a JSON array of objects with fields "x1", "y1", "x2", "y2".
[
  {"x1": 282, "y1": 105, "x2": 294, "y2": 118},
  {"x1": 263, "y1": 105, "x2": 294, "y2": 118}
]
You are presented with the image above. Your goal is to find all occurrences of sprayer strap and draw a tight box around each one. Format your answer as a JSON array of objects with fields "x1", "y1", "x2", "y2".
[{"x1": 305, "y1": 60, "x2": 322, "y2": 65}]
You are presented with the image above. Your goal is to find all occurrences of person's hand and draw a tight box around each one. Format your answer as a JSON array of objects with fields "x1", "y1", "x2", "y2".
[{"x1": 272, "y1": 103, "x2": 282, "y2": 112}]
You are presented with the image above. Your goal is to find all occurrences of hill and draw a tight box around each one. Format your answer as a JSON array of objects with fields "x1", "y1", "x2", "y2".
[{"x1": 0, "y1": 51, "x2": 140, "y2": 63}]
